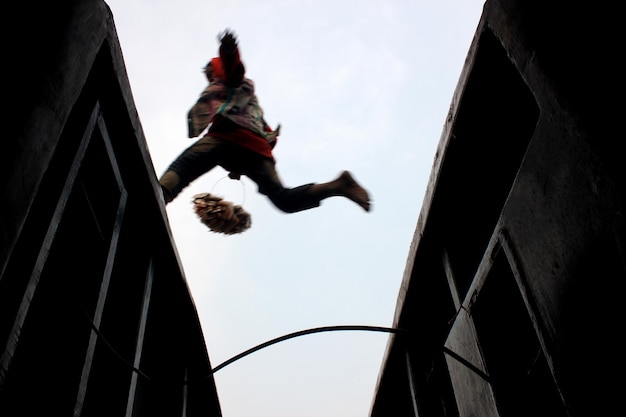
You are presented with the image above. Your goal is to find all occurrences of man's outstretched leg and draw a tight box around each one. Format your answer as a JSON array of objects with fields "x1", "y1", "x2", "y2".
[{"x1": 245, "y1": 157, "x2": 371, "y2": 213}]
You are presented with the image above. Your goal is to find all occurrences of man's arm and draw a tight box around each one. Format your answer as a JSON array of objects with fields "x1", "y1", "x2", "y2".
[{"x1": 219, "y1": 30, "x2": 245, "y2": 87}]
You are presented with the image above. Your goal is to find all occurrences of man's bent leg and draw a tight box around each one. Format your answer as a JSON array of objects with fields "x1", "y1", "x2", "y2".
[
  {"x1": 159, "y1": 136, "x2": 225, "y2": 204},
  {"x1": 159, "y1": 171, "x2": 179, "y2": 203}
]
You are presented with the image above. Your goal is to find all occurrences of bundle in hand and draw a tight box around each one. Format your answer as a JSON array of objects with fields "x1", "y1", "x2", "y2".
[{"x1": 192, "y1": 193, "x2": 251, "y2": 235}]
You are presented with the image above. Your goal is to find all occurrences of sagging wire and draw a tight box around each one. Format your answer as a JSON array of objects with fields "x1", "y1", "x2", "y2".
[
  {"x1": 80, "y1": 303, "x2": 491, "y2": 387},
  {"x1": 441, "y1": 346, "x2": 491, "y2": 383},
  {"x1": 441, "y1": 305, "x2": 492, "y2": 383},
  {"x1": 78, "y1": 300, "x2": 153, "y2": 383},
  {"x1": 195, "y1": 325, "x2": 406, "y2": 381}
]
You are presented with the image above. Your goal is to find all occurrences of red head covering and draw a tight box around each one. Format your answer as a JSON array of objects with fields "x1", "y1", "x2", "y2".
[{"x1": 209, "y1": 57, "x2": 225, "y2": 80}]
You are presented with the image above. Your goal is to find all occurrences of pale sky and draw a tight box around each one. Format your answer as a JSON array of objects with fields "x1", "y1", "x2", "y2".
[{"x1": 105, "y1": 1, "x2": 485, "y2": 416}]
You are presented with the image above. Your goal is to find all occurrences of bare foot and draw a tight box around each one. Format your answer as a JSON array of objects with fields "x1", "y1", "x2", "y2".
[{"x1": 338, "y1": 171, "x2": 371, "y2": 212}]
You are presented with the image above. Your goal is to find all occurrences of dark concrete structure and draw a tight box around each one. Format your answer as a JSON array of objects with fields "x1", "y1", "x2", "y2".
[
  {"x1": 1, "y1": 1, "x2": 221, "y2": 416},
  {"x1": 370, "y1": 1, "x2": 623, "y2": 416}
]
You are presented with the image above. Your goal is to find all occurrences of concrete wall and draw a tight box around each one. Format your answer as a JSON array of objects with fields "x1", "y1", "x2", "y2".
[
  {"x1": 0, "y1": 1, "x2": 222, "y2": 416},
  {"x1": 371, "y1": 1, "x2": 623, "y2": 416}
]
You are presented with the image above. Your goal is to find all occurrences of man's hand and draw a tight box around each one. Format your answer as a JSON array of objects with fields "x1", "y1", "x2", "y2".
[
  {"x1": 219, "y1": 29, "x2": 238, "y2": 58},
  {"x1": 217, "y1": 29, "x2": 244, "y2": 86}
]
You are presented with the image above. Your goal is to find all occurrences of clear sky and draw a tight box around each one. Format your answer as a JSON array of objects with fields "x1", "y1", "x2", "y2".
[{"x1": 105, "y1": 1, "x2": 485, "y2": 416}]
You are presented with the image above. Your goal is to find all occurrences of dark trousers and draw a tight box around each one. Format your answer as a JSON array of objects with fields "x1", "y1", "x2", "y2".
[{"x1": 160, "y1": 136, "x2": 320, "y2": 213}]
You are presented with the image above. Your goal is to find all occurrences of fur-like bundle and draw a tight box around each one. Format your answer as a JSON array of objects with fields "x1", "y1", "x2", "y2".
[{"x1": 192, "y1": 193, "x2": 251, "y2": 235}]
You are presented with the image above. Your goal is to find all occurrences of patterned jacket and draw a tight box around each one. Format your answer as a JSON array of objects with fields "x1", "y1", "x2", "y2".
[{"x1": 187, "y1": 77, "x2": 279, "y2": 147}]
